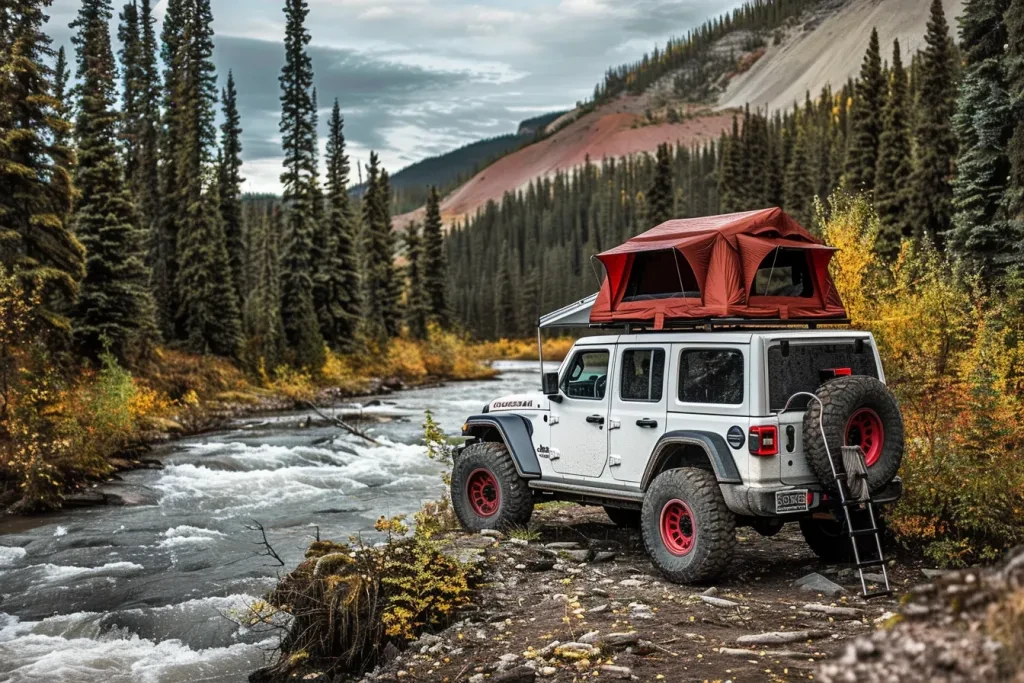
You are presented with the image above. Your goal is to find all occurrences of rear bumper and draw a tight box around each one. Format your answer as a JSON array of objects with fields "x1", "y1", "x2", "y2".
[{"x1": 721, "y1": 477, "x2": 903, "y2": 517}]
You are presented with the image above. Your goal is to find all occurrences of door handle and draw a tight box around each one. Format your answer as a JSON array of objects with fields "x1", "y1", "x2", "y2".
[
  {"x1": 586, "y1": 414, "x2": 605, "y2": 425},
  {"x1": 636, "y1": 418, "x2": 658, "y2": 428}
]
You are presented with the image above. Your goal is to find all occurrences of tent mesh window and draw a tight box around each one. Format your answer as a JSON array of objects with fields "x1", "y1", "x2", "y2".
[
  {"x1": 751, "y1": 247, "x2": 815, "y2": 298},
  {"x1": 622, "y1": 249, "x2": 701, "y2": 302}
]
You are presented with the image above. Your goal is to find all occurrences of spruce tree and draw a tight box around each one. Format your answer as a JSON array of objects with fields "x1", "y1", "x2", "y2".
[
  {"x1": 242, "y1": 207, "x2": 286, "y2": 371},
  {"x1": 718, "y1": 117, "x2": 744, "y2": 212},
  {"x1": 647, "y1": 142, "x2": 674, "y2": 226},
  {"x1": 421, "y1": 186, "x2": 449, "y2": 327},
  {"x1": 173, "y1": 0, "x2": 242, "y2": 356},
  {"x1": 315, "y1": 100, "x2": 360, "y2": 349},
  {"x1": 53, "y1": 46, "x2": 71, "y2": 152},
  {"x1": 784, "y1": 125, "x2": 815, "y2": 227},
  {"x1": 117, "y1": 0, "x2": 142, "y2": 181},
  {"x1": 875, "y1": 39, "x2": 914, "y2": 258},
  {"x1": 910, "y1": 0, "x2": 959, "y2": 245},
  {"x1": 844, "y1": 28, "x2": 886, "y2": 192},
  {"x1": 1002, "y1": 0, "x2": 1024, "y2": 262},
  {"x1": 70, "y1": 0, "x2": 157, "y2": 361},
  {"x1": 278, "y1": 0, "x2": 324, "y2": 369},
  {"x1": 494, "y1": 241, "x2": 516, "y2": 338},
  {"x1": 360, "y1": 153, "x2": 400, "y2": 342},
  {"x1": 949, "y1": 0, "x2": 1015, "y2": 281},
  {"x1": 0, "y1": 0, "x2": 85, "y2": 343},
  {"x1": 403, "y1": 222, "x2": 429, "y2": 339},
  {"x1": 219, "y1": 71, "x2": 245, "y2": 307},
  {"x1": 135, "y1": 0, "x2": 161, "y2": 275}
]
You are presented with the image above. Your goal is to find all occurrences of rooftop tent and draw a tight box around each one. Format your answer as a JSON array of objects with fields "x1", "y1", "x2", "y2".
[{"x1": 590, "y1": 207, "x2": 846, "y2": 328}]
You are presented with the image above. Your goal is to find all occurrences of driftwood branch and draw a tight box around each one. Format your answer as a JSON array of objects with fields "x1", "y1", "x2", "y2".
[
  {"x1": 302, "y1": 400, "x2": 380, "y2": 445},
  {"x1": 247, "y1": 518, "x2": 285, "y2": 567}
]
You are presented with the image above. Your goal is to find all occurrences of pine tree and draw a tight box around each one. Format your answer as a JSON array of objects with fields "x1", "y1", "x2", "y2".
[
  {"x1": 784, "y1": 125, "x2": 815, "y2": 227},
  {"x1": 1002, "y1": 0, "x2": 1024, "y2": 264},
  {"x1": 278, "y1": 0, "x2": 324, "y2": 369},
  {"x1": 875, "y1": 39, "x2": 914, "y2": 258},
  {"x1": 647, "y1": 142, "x2": 674, "y2": 226},
  {"x1": 494, "y1": 241, "x2": 516, "y2": 338},
  {"x1": 70, "y1": 0, "x2": 157, "y2": 361},
  {"x1": 117, "y1": 0, "x2": 142, "y2": 181},
  {"x1": 218, "y1": 70, "x2": 245, "y2": 307},
  {"x1": 845, "y1": 28, "x2": 886, "y2": 192},
  {"x1": 242, "y1": 207, "x2": 286, "y2": 371},
  {"x1": 315, "y1": 100, "x2": 360, "y2": 349},
  {"x1": 154, "y1": 0, "x2": 185, "y2": 336},
  {"x1": 360, "y1": 153, "x2": 400, "y2": 342},
  {"x1": 421, "y1": 186, "x2": 449, "y2": 327},
  {"x1": 403, "y1": 222, "x2": 429, "y2": 339},
  {"x1": 0, "y1": 0, "x2": 85, "y2": 344},
  {"x1": 173, "y1": 0, "x2": 242, "y2": 355},
  {"x1": 135, "y1": 0, "x2": 161, "y2": 278},
  {"x1": 910, "y1": 0, "x2": 959, "y2": 245},
  {"x1": 718, "y1": 117, "x2": 744, "y2": 212},
  {"x1": 948, "y1": 0, "x2": 1015, "y2": 280},
  {"x1": 380, "y1": 169, "x2": 403, "y2": 337},
  {"x1": 53, "y1": 46, "x2": 71, "y2": 152}
]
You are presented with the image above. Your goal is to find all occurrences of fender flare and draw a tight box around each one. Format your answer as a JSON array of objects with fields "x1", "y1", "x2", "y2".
[
  {"x1": 461, "y1": 414, "x2": 541, "y2": 478},
  {"x1": 640, "y1": 430, "x2": 742, "y2": 489}
]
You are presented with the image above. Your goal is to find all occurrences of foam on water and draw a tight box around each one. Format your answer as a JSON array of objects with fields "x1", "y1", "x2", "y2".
[
  {"x1": 37, "y1": 562, "x2": 145, "y2": 583},
  {"x1": 0, "y1": 546, "x2": 27, "y2": 567},
  {"x1": 157, "y1": 526, "x2": 225, "y2": 548}
]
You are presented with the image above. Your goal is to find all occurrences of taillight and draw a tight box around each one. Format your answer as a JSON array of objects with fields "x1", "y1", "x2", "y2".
[{"x1": 748, "y1": 425, "x2": 779, "y2": 456}]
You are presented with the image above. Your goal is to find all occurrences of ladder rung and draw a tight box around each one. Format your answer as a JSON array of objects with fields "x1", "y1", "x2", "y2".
[
  {"x1": 861, "y1": 589, "x2": 893, "y2": 599},
  {"x1": 840, "y1": 499, "x2": 868, "y2": 508},
  {"x1": 856, "y1": 559, "x2": 886, "y2": 569},
  {"x1": 849, "y1": 527, "x2": 880, "y2": 537}
]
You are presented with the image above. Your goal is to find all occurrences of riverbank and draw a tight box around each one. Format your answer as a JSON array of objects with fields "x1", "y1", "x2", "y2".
[
  {"x1": 1, "y1": 331, "x2": 571, "y2": 515},
  {"x1": 262, "y1": 504, "x2": 1023, "y2": 683}
]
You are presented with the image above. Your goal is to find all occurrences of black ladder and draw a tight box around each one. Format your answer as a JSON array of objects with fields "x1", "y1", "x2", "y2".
[{"x1": 830, "y1": 445, "x2": 892, "y2": 599}]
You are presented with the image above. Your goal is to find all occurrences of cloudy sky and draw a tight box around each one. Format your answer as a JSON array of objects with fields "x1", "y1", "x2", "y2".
[{"x1": 47, "y1": 0, "x2": 738, "y2": 193}]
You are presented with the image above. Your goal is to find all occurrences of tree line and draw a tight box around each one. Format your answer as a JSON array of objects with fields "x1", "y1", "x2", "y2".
[
  {"x1": 0, "y1": 0, "x2": 450, "y2": 381},
  {"x1": 447, "y1": 0, "x2": 1024, "y2": 339}
]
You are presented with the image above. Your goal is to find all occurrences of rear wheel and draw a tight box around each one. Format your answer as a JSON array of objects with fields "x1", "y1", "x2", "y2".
[
  {"x1": 641, "y1": 468, "x2": 735, "y2": 583},
  {"x1": 604, "y1": 506, "x2": 641, "y2": 529},
  {"x1": 451, "y1": 442, "x2": 533, "y2": 531}
]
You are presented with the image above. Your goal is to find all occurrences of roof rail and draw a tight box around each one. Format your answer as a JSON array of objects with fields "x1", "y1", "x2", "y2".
[{"x1": 590, "y1": 317, "x2": 852, "y2": 332}]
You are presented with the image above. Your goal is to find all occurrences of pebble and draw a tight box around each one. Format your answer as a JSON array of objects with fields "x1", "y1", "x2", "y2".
[
  {"x1": 563, "y1": 549, "x2": 591, "y2": 562},
  {"x1": 588, "y1": 603, "x2": 609, "y2": 614},
  {"x1": 598, "y1": 665, "x2": 633, "y2": 679},
  {"x1": 701, "y1": 595, "x2": 739, "y2": 608},
  {"x1": 538, "y1": 667, "x2": 557, "y2": 677},
  {"x1": 618, "y1": 579, "x2": 644, "y2": 588},
  {"x1": 702, "y1": 586, "x2": 719, "y2": 596},
  {"x1": 593, "y1": 551, "x2": 617, "y2": 563},
  {"x1": 578, "y1": 630, "x2": 601, "y2": 644},
  {"x1": 505, "y1": 538, "x2": 529, "y2": 547},
  {"x1": 481, "y1": 529, "x2": 503, "y2": 539}
]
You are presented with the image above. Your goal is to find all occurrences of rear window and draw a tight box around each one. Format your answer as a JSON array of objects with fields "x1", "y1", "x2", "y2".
[
  {"x1": 768, "y1": 341, "x2": 879, "y2": 411},
  {"x1": 678, "y1": 349, "x2": 744, "y2": 404}
]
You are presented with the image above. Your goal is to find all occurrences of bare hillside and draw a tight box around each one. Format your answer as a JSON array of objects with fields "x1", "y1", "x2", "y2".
[{"x1": 720, "y1": 0, "x2": 964, "y2": 110}]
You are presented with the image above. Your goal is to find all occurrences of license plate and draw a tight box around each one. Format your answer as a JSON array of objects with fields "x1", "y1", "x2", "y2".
[{"x1": 776, "y1": 489, "x2": 809, "y2": 514}]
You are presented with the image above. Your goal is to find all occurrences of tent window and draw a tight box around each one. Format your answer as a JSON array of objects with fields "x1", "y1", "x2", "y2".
[
  {"x1": 622, "y1": 249, "x2": 700, "y2": 302},
  {"x1": 751, "y1": 248, "x2": 814, "y2": 298}
]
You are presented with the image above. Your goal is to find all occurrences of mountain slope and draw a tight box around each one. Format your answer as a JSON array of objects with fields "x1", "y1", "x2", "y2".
[{"x1": 720, "y1": 0, "x2": 965, "y2": 110}]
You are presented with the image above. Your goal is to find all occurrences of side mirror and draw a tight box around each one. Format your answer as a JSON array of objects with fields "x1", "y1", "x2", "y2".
[{"x1": 542, "y1": 372, "x2": 560, "y2": 398}]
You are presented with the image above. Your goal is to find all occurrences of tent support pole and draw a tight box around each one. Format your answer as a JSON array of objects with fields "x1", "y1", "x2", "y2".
[{"x1": 537, "y1": 325, "x2": 544, "y2": 390}]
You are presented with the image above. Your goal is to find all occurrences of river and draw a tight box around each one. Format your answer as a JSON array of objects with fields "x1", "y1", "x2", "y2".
[{"x1": 0, "y1": 360, "x2": 547, "y2": 683}]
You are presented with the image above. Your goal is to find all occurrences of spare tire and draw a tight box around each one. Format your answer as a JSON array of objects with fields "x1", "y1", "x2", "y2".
[{"x1": 802, "y1": 376, "x2": 903, "y2": 493}]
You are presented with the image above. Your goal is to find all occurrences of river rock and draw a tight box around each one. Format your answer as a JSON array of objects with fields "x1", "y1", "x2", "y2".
[{"x1": 795, "y1": 572, "x2": 846, "y2": 597}]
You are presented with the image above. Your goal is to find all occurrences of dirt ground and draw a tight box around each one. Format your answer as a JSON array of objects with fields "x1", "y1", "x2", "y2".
[{"x1": 356, "y1": 503, "x2": 929, "y2": 683}]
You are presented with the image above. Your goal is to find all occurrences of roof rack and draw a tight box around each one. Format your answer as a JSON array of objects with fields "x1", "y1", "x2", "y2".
[{"x1": 591, "y1": 317, "x2": 852, "y2": 332}]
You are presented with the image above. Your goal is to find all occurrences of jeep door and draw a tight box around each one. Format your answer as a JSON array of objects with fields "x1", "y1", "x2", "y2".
[
  {"x1": 609, "y1": 345, "x2": 669, "y2": 483},
  {"x1": 548, "y1": 345, "x2": 612, "y2": 478}
]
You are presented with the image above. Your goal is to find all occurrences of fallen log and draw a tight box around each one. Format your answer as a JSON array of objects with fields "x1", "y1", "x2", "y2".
[{"x1": 302, "y1": 400, "x2": 380, "y2": 445}]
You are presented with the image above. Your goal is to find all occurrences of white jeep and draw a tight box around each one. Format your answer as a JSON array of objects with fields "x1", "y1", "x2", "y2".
[{"x1": 452, "y1": 327, "x2": 904, "y2": 585}]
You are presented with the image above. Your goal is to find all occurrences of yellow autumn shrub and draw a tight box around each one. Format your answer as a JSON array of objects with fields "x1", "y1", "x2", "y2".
[{"x1": 819, "y1": 192, "x2": 1024, "y2": 565}]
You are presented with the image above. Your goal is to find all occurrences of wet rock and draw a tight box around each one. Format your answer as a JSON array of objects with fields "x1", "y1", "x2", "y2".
[
  {"x1": 524, "y1": 558, "x2": 556, "y2": 572},
  {"x1": 593, "y1": 551, "x2": 617, "y2": 563},
  {"x1": 795, "y1": 572, "x2": 846, "y2": 597},
  {"x1": 562, "y1": 549, "x2": 592, "y2": 563}
]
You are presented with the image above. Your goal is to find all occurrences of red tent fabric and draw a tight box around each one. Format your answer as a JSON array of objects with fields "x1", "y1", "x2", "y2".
[{"x1": 590, "y1": 207, "x2": 846, "y2": 328}]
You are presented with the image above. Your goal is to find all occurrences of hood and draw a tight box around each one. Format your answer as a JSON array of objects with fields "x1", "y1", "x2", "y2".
[{"x1": 485, "y1": 392, "x2": 549, "y2": 413}]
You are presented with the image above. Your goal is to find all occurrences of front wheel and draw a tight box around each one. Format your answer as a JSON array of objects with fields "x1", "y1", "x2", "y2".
[
  {"x1": 451, "y1": 442, "x2": 533, "y2": 532},
  {"x1": 641, "y1": 468, "x2": 735, "y2": 583}
]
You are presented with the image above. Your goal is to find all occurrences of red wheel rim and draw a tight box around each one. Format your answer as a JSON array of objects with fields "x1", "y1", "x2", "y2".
[
  {"x1": 467, "y1": 468, "x2": 500, "y2": 517},
  {"x1": 846, "y1": 408, "x2": 885, "y2": 467},
  {"x1": 659, "y1": 499, "x2": 696, "y2": 556}
]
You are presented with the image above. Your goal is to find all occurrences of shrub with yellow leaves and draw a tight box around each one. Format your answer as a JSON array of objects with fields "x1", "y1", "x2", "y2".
[{"x1": 819, "y1": 192, "x2": 1024, "y2": 566}]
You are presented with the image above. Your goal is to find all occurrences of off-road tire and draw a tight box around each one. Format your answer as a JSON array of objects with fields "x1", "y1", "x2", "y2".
[
  {"x1": 803, "y1": 376, "x2": 903, "y2": 494},
  {"x1": 800, "y1": 509, "x2": 887, "y2": 563},
  {"x1": 641, "y1": 468, "x2": 735, "y2": 583},
  {"x1": 451, "y1": 442, "x2": 533, "y2": 531},
  {"x1": 604, "y1": 505, "x2": 641, "y2": 529}
]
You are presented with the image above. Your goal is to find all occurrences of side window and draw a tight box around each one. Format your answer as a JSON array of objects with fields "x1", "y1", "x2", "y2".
[
  {"x1": 561, "y1": 350, "x2": 610, "y2": 400},
  {"x1": 620, "y1": 349, "x2": 665, "y2": 402},
  {"x1": 678, "y1": 349, "x2": 744, "y2": 404}
]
